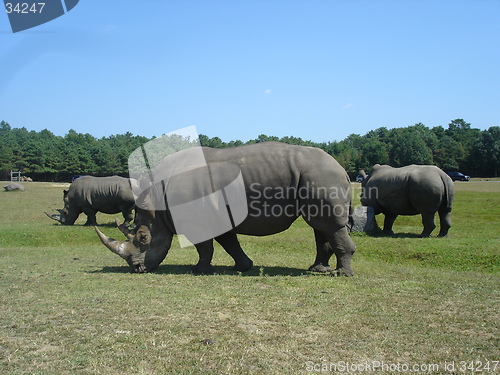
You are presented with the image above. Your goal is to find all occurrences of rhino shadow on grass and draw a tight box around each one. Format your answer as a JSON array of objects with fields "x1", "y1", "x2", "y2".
[
  {"x1": 369, "y1": 230, "x2": 422, "y2": 239},
  {"x1": 46, "y1": 221, "x2": 121, "y2": 228},
  {"x1": 89, "y1": 264, "x2": 313, "y2": 277},
  {"x1": 364, "y1": 223, "x2": 423, "y2": 238},
  {"x1": 353, "y1": 219, "x2": 422, "y2": 238}
]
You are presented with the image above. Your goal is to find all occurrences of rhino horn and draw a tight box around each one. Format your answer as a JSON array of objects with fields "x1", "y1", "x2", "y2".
[
  {"x1": 115, "y1": 218, "x2": 134, "y2": 240},
  {"x1": 95, "y1": 226, "x2": 135, "y2": 259},
  {"x1": 44, "y1": 210, "x2": 62, "y2": 223}
]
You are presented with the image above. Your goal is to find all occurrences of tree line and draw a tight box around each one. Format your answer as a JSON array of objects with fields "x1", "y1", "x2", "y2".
[
  {"x1": 0, "y1": 121, "x2": 149, "y2": 182},
  {"x1": 1, "y1": 119, "x2": 498, "y2": 182}
]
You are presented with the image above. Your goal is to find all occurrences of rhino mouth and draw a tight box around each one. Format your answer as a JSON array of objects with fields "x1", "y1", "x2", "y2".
[{"x1": 131, "y1": 261, "x2": 147, "y2": 273}]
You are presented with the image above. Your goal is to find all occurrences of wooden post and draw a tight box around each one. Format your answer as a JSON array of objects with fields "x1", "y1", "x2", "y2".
[{"x1": 11, "y1": 170, "x2": 21, "y2": 182}]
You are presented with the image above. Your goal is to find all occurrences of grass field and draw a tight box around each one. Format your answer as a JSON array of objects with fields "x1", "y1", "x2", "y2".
[{"x1": 0, "y1": 181, "x2": 499, "y2": 374}]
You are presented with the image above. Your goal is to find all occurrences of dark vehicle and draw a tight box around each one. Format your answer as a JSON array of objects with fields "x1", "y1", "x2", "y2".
[
  {"x1": 71, "y1": 175, "x2": 83, "y2": 183},
  {"x1": 446, "y1": 171, "x2": 470, "y2": 181},
  {"x1": 355, "y1": 174, "x2": 364, "y2": 183}
]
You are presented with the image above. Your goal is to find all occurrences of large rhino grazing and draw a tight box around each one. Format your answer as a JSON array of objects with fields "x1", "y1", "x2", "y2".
[
  {"x1": 46, "y1": 176, "x2": 135, "y2": 226},
  {"x1": 95, "y1": 142, "x2": 356, "y2": 276},
  {"x1": 359, "y1": 164, "x2": 454, "y2": 237}
]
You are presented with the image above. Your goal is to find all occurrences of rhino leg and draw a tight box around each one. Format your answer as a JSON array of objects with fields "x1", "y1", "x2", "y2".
[
  {"x1": 82, "y1": 208, "x2": 98, "y2": 226},
  {"x1": 328, "y1": 227, "x2": 356, "y2": 276},
  {"x1": 382, "y1": 214, "x2": 397, "y2": 235},
  {"x1": 192, "y1": 240, "x2": 215, "y2": 274},
  {"x1": 309, "y1": 227, "x2": 355, "y2": 276},
  {"x1": 309, "y1": 229, "x2": 334, "y2": 273},
  {"x1": 215, "y1": 232, "x2": 253, "y2": 272},
  {"x1": 420, "y1": 212, "x2": 436, "y2": 237},
  {"x1": 437, "y1": 207, "x2": 452, "y2": 237}
]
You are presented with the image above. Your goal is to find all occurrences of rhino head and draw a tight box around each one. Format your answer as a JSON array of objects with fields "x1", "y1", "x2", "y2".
[
  {"x1": 44, "y1": 190, "x2": 78, "y2": 225},
  {"x1": 95, "y1": 208, "x2": 173, "y2": 273},
  {"x1": 44, "y1": 208, "x2": 70, "y2": 224},
  {"x1": 359, "y1": 164, "x2": 385, "y2": 207}
]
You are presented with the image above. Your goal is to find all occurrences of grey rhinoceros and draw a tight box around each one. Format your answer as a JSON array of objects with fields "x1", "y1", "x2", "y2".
[
  {"x1": 45, "y1": 176, "x2": 135, "y2": 226},
  {"x1": 95, "y1": 142, "x2": 356, "y2": 276},
  {"x1": 3, "y1": 183, "x2": 25, "y2": 191},
  {"x1": 359, "y1": 164, "x2": 454, "y2": 237}
]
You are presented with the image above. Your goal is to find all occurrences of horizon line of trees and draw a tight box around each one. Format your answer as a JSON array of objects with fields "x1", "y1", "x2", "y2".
[{"x1": 1, "y1": 119, "x2": 499, "y2": 182}]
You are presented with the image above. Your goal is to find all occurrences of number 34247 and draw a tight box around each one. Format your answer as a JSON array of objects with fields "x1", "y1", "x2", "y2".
[{"x1": 5, "y1": 2, "x2": 46, "y2": 14}]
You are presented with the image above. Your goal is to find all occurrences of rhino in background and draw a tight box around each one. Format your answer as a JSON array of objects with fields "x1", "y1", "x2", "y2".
[
  {"x1": 359, "y1": 164, "x2": 454, "y2": 237},
  {"x1": 3, "y1": 183, "x2": 25, "y2": 191},
  {"x1": 45, "y1": 176, "x2": 135, "y2": 226},
  {"x1": 95, "y1": 142, "x2": 356, "y2": 276}
]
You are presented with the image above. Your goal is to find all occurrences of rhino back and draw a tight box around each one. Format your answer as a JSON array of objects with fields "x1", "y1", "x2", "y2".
[
  {"x1": 68, "y1": 176, "x2": 134, "y2": 213},
  {"x1": 362, "y1": 165, "x2": 451, "y2": 215},
  {"x1": 205, "y1": 142, "x2": 351, "y2": 234},
  {"x1": 361, "y1": 165, "x2": 412, "y2": 214},
  {"x1": 204, "y1": 142, "x2": 347, "y2": 187},
  {"x1": 407, "y1": 166, "x2": 451, "y2": 213}
]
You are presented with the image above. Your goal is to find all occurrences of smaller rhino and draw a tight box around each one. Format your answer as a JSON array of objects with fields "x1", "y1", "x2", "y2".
[
  {"x1": 359, "y1": 164, "x2": 454, "y2": 237},
  {"x1": 3, "y1": 183, "x2": 25, "y2": 192},
  {"x1": 45, "y1": 176, "x2": 135, "y2": 226}
]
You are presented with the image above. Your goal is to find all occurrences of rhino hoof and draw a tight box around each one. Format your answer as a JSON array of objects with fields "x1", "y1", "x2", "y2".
[
  {"x1": 191, "y1": 264, "x2": 215, "y2": 275},
  {"x1": 330, "y1": 268, "x2": 354, "y2": 277},
  {"x1": 308, "y1": 264, "x2": 333, "y2": 273},
  {"x1": 234, "y1": 259, "x2": 253, "y2": 272}
]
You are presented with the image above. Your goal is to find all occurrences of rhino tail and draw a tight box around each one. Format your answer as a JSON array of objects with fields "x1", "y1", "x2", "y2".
[
  {"x1": 441, "y1": 174, "x2": 454, "y2": 212},
  {"x1": 347, "y1": 199, "x2": 354, "y2": 232},
  {"x1": 348, "y1": 211, "x2": 354, "y2": 232},
  {"x1": 346, "y1": 172, "x2": 354, "y2": 232}
]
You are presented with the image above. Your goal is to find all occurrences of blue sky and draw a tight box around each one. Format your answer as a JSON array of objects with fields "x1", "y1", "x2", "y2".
[{"x1": 1, "y1": 0, "x2": 499, "y2": 143}]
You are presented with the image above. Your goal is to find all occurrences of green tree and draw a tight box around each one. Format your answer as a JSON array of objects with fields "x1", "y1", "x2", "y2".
[
  {"x1": 445, "y1": 119, "x2": 481, "y2": 172},
  {"x1": 0, "y1": 121, "x2": 16, "y2": 179},
  {"x1": 433, "y1": 135, "x2": 465, "y2": 171},
  {"x1": 469, "y1": 127, "x2": 500, "y2": 177},
  {"x1": 446, "y1": 119, "x2": 475, "y2": 147},
  {"x1": 0, "y1": 118, "x2": 496, "y2": 180},
  {"x1": 227, "y1": 139, "x2": 244, "y2": 147},
  {"x1": 255, "y1": 134, "x2": 279, "y2": 143},
  {"x1": 330, "y1": 140, "x2": 359, "y2": 175},
  {"x1": 389, "y1": 127, "x2": 433, "y2": 166},
  {"x1": 57, "y1": 130, "x2": 98, "y2": 176},
  {"x1": 359, "y1": 138, "x2": 390, "y2": 169}
]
